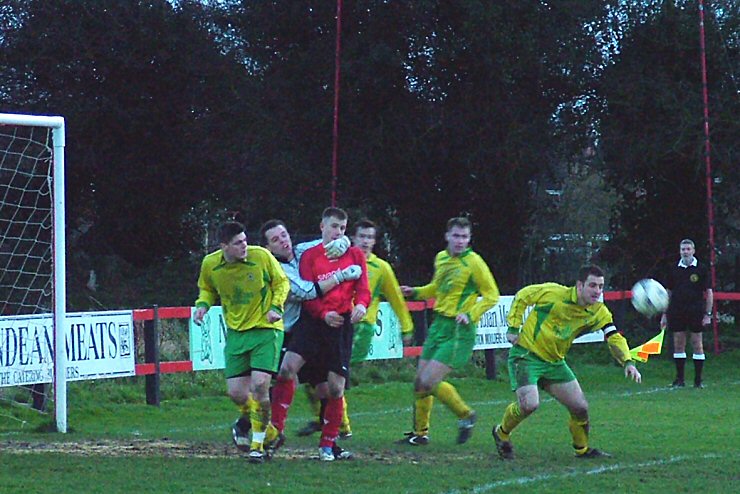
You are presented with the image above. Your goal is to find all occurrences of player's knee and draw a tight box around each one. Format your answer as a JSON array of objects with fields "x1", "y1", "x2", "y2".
[
  {"x1": 570, "y1": 402, "x2": 588, "y2": 418},
  {"x1": 327, "y1": 383, "x2": 344, "y2": 399},
  {"x1": 414, "y1": 375, "x2": 435, "y2": 393},
  {"x1": 228, "y1": 388, "x2": 249, "y2": 405},
  {"x1": 277, "y1": 367, "x2": 294, "y2": 381},
  {"x1": 519, "y1": 401, "x2": 539, "y2": 416},
  {"x1": 251, "y1": 381, "x2": 270, "y2": 402}
]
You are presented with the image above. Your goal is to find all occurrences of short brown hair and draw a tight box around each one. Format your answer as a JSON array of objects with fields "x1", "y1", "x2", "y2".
[
  {"x1": 322, "y1": 207, "x2": 348, "y2": 221},
  {"x1": 258, "y1": 219, "x2": 286, "y2": 246},
  {"x1": 446, "y1": 217, "x2": 471, "y2": 231},
  {"x1": 577, "y1": 264, "x2": 605, "y2": 283},
  {"x1": 217, "y1": 221, "x2": 245, "y2": 245},
  {"x1": 352, "y1": 218, "x2": 377, "y2": 236}
]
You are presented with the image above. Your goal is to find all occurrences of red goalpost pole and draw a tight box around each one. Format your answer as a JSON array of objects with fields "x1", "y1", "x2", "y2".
[
  {"x1": 331, "y1": 0, "x2": 343, "y2": 207},
  {"x1": 697, "y1": 0, "x2": 720, "y2": 353}
]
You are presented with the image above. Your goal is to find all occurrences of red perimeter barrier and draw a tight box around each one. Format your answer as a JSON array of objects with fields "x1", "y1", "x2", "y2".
[{"x1": 133, "y1": 291, "x2": 738, "y2": 375}]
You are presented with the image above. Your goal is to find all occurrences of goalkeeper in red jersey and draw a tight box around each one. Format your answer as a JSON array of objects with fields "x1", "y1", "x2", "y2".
[
  {"x1": 270, "y1": 207, "x2": 371, "y2": 462},
  {"x1": 492, "y1": 265, "x2": 642, "y2": 460},
  {"x1": 399, "y1": 217, "x2": 500, "y2": 446},
  {"x1": 298, "y1": 218, "x2": 416, "y2": 440}
]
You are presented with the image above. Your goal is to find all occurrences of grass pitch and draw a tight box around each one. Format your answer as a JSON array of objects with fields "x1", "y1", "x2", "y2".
[{"x1": 1, "y1": 348, "x2": 739, "y2": 494}]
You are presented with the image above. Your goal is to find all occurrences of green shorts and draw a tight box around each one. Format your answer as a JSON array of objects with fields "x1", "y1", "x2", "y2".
[
  {"x1": 420, "y1": 315, "x2": 476, "y2": 369},
  {"x1": 507, "y1": 345, "x2": 576, "y2": 391},
  {"x1": 224, "y1": 328, "x2": 284, "y2": 379},
  {"x1": 351, "y1": 321, "x2": 376, "y2": 364}
]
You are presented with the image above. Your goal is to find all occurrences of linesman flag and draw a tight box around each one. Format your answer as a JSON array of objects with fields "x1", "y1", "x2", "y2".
[{"x1": 629, "y1": 329, "x2": 665, "y2": 363}]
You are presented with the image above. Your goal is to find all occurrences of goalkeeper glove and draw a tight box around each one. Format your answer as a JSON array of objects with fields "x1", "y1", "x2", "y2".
[
  {"x1": 325, "y1": 235, "x2": 351, "y2": 259},
  {"x1": 334, "y1": 265, "x2": 362, "y2": 283}
]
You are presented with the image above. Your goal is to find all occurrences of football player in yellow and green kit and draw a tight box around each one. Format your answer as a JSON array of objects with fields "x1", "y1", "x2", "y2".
[
  {"x1": 399, "y1": 217, "x2": 500, "y2": 445},
  {"x1": 351, "y1": 218, "x2": 415, "y2": 363},
  {"x1": 193, "y1": 221, "x2": 289, "y2": 464},
  {"x1": 492, "y1": 264, "x2": 642, "y2": 460},
  {"x1": 342, "y1": 219, "x2": 415, "y2": 436}
]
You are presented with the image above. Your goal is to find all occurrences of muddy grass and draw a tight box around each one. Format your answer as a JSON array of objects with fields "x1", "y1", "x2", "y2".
[{"x1": 0, "y1": 438, "x2": 450, "y2": 464}]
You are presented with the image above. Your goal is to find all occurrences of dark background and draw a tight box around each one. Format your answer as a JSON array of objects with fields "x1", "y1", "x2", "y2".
[{"x1": 1, "y1": 0, "x2": 737, "y2": 311}]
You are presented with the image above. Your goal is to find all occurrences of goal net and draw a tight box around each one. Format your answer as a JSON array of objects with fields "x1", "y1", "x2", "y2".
[{"x1": 0, "y1": 113, "x2": 67, "y2": 433}]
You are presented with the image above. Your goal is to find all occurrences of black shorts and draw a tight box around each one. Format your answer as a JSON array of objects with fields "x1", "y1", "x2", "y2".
[
  {"x1": 287, "y1": 312, "x2": 354, "y2": 382},
  {"x1": 282, "y1": 323, "x2": 328, "y2": 386},
  {"x1": 667, "y1": 308, "x2": 705, "y2": 333}
]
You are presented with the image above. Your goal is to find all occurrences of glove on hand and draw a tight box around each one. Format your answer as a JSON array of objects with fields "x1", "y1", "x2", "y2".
[
  {"x1": 334, "y1": 264, "x2": 362, "y2": 283},
  {"x1": 325, "y1": 236, "x2": 351, "y2": 259}
]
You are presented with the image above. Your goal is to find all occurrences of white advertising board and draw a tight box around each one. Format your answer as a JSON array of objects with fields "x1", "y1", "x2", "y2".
[{"x1": 0, "y1": 310, "x2": 135, "y2": 387}]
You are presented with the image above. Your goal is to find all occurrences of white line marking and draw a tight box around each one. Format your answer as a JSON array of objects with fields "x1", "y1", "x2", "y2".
[{"x1": 442, "y1": 453, "x2": 723, "y2": 494}]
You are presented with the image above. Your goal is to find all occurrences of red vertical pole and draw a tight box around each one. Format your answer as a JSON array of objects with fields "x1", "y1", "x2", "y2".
[
  {"x1": 697, "y1": 1, "x2": 719, "y2": 353},
  {"x1": 331, "y1": 0, "x2": 343, "y2": 207}
]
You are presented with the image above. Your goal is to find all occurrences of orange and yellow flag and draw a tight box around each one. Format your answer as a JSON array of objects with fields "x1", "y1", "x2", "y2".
[{"x1": 629, "y1": 329, "x2": 665, "y2": 363}]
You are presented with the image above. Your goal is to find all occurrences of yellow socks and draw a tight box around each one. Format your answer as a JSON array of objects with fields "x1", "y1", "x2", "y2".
[
  {"x1": 340, "y1": 396, "x2": 352, "y2": 434},
  {"x1": 413, "y1": 392, "x2": 434, "y2": 435},
  {"x1": 265, "y1": 423, "x2": 279, "y2": 444},
  {"x1": 500, "y1": 402, "x2": 524, "y2": 438},
  {"x1": 249, "y1": 397, "x2": 269, "y2": 449},
  {"x1": 569, "y1": 414, "x2": 590, "y2": 453},
  {"x1": 238, "y1": 401, "x2": 250, "y2": 419},
  {"x1": 433, "y1": 381, "x2": 471, "y2": 419},
  {"x1": 412, "y1": 381, "x2": 472, "y2": 436}
]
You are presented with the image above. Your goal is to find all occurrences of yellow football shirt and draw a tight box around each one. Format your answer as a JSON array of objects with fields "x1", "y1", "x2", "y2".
[
  {"x1": 195, "y1": 245, "x2": 289, "y2": 331},
  {"x1": 361, "y1": 252, "x2": 414, "y2": 334},
  {"x1": 507, "y1": 282, "x2": 616, "y2": 362},
  {"x1": 412, "y1": 248, "x2": 499, "y2": 324}
]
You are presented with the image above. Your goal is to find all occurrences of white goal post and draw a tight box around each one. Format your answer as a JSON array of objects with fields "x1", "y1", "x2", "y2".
[{"x1": 0, "y1": 113, "x2": 67, "y2": 433}]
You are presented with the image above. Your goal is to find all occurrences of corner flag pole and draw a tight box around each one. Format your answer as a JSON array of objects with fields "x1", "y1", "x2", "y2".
[{"x1": 697, "y1": 0, "x2": 719, "y2": 353}]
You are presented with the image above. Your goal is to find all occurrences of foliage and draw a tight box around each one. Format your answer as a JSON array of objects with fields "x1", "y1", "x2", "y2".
[
  {"x1": 595, "y1": 1, "x2": 740, "y2": 287},
  {"x1": 0, "y1": 0, "x2": 256, "y2": 264},
  {"x1": 0, "y1": 0, "x2": 737, "y2": 298}
]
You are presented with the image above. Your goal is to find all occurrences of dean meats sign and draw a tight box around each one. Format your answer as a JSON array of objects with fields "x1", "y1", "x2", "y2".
[{"x1": 0, "y1": 310, "x2": 135, "y2": 387}]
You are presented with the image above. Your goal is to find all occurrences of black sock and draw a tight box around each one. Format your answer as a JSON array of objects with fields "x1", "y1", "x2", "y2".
[
  {"x1": 674, "y1": 356, "x2": 686, "y2": 382},
  {"x1": 693, "y1": 357, "x2": 704, "y2": 384},
  {"x1": 237, "y1": 415, "x2": 251, "y2": 431}
]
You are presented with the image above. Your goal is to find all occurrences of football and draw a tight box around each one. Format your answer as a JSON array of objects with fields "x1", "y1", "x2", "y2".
[{"x1": 631, "y1": 278, "x2": 669, "y2": 317}]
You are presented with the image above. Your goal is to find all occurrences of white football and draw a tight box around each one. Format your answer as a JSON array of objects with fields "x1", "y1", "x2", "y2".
[{"x1": 631, "y1": 278, "x2": 669, "y2": 317}]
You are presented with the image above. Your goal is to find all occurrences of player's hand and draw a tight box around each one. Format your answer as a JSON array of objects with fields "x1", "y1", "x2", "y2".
[
  {"x1": 324, "y1": 311, "x2": 344, "y2": 328},
  {"x1": 266, "y1": 310, "x2": 282, "y2": 323},
  {"x1": 193, "y1": 306, "x2": 207, "y2": 325},
  {"x1": 660, "y1": 313, "x2": 668, "y2": 330},
  {"x1": 334, "y1": 265, "x2": 362, "y2": 283},
  {"x1": 506, "y1": 333, "x2": 520, "y2": 345},
  {"x1": 325, "y1": 236, "x2": 351, "y2": 259},
  {"x1": 402, "y1": 333, "x2": 413, "y2": 346},
  {"x1": 400, "y1": 285, "x2": 414, "y2": 297},
  {"x1": 624, "y1": 362, "x2": 642, "y2": 383},
  {"x1": 455, "y1": 313, "x2": 470, "y2": 325},
  {"x1": 350, "y1": 304, "x2": 367, "y2": 324}
]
